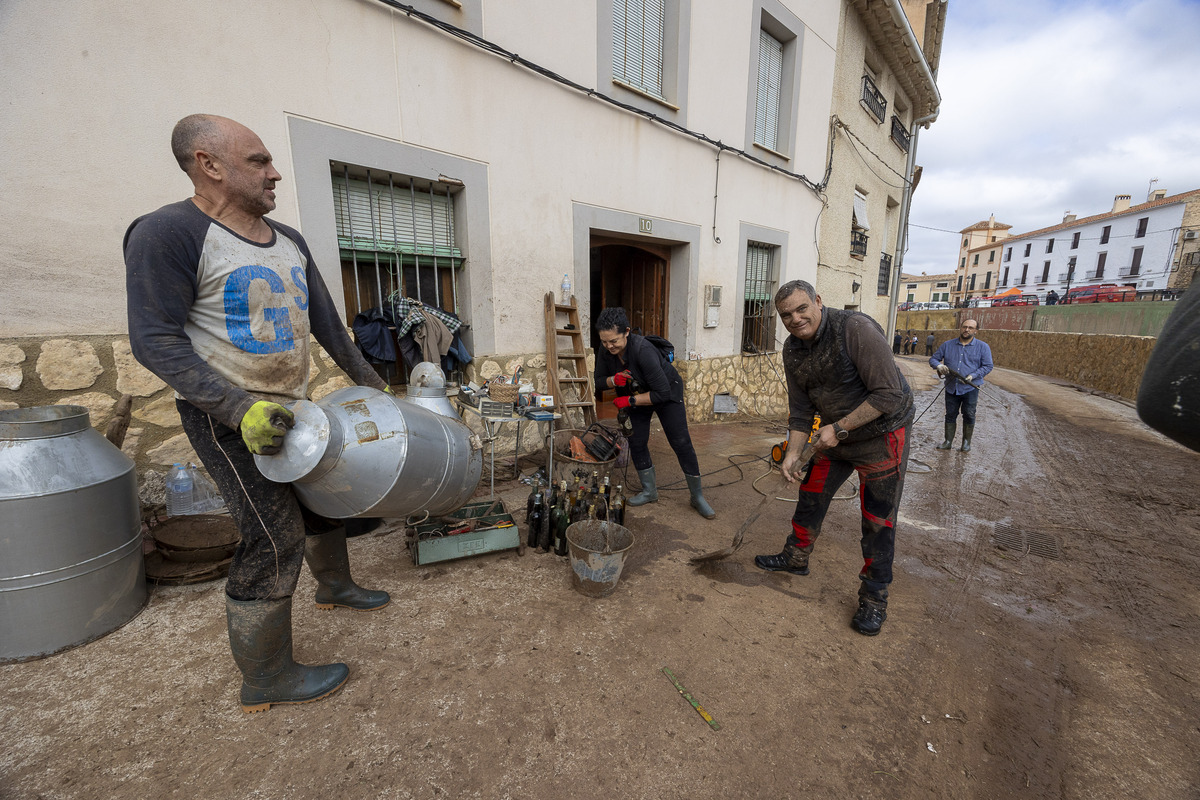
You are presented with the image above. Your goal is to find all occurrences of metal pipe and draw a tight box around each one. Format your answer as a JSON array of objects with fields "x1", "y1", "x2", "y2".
[
  {"x1": 342, "y1": 165, "x2": 363, "y2": 314},
  {"x1": 408, "y1": 177, "x2": 422, "y2": 302},
  {"x1": 446, "y1": 183, "x2": 460, "y2": 315},
  {"x1": 428, "y1": 183, "x2": 442, "y2": 308},
  {"x1": 366, "y1": 169, "x2": 385, "y2": 311}
]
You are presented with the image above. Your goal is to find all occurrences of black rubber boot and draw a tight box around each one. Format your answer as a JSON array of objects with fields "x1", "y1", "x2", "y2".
[
  {"x1": 851, "y1": 597, "x2": 888, "y2": 636},
  {"x1": 961, "y1": 424, "x2": 974, "y2": 453},
  {"x1": 937, "y1": 422, "x2": 956, "y2": 450},
  {"x1": 226, "y1": 596, "x2": 349, "y2": 713},
  {"x1": 754, "y1": 545, "x2": 810, "y2": 576},
  {"x1": 685, "y1": 474, "x2": 715, "y2": 519},
  {"x1": 305, "y1": 528, "x2": 390, "y2": 611},
  {"x1": 628, "y1": 467, "x2": 658, "y2": 506}
]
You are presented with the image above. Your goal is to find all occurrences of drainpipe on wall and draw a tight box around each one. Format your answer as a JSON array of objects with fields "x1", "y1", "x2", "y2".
[
  {"x1": 887, "y1": 113, "x2": 936, "y2": 340},
  {"x1": 883, "y1": 0, "x2": 942, "y2": 340}
]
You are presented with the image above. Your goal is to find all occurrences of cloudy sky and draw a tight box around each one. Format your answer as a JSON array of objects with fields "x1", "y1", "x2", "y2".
[{"x1": 902, "y1": 0, "x2": 1200, "y2": 276}]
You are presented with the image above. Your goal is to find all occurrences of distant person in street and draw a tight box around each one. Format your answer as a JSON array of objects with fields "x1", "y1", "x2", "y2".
[
  {"x1": 925, "y1": 332, "x2": 935, "y2": 356},
  {"x1": 1046, "y1": 289, "x2": 1060, "y2": 306},
  {"x1": 593, "y1": 307, "x2": 715, "y2": 519},
  {"x1": 1137, "y1": 281, "x2": 1200, "y2": 452},
  {"x1": 928, "y1": 319, "x2": 994, "y2": 452},
  {"x1": 911, "y1": 333, "x2": 919, "y2": 353},
  {"x1": 893, "y1": 330, "x2": 902, "y2": 355},
  {"x1": 755, "y1": 280, "x2": 914, "y2": 636},
  {"x1": 124, "y1": 114, "x2": 390, "y2": 713},
  {"x1": 902, "y1": 331, "x2": 911, "y2": 355}
]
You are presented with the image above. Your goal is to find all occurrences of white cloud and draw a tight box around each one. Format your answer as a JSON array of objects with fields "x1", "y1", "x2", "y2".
[{"x1": 902, "y1": 0, "x2": 1200, "y2": 275}]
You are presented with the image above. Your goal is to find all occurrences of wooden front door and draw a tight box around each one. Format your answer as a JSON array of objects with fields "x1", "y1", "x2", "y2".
[{"x1": 589, "y1": 240, "x2": 670, "y2": 418}]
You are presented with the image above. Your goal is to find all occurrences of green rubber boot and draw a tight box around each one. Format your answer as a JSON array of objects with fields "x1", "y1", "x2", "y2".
[
  {"x1": 961, "y1": 423, "x2": 974, "y2": 453},
  {"x1": 226, "y1": 596, "x2": 349, "y2": 713},
  {"x1": 305, "y1": 528, "x2": 390, "y2": 611},
  {"x1": 628, "y1": 467, "x2": 658, "y2": 506},
  {"x1": 685, "y1": 474, "x2": 715, "y2": 519},
  {"x1": 937, "y1": 422, "x2": 956, "y2": 450}
]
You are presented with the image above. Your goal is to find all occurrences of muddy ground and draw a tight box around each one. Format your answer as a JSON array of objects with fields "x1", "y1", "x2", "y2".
[{"x1": 3, "y1": 359, "x2": 1199, "y2": 799}]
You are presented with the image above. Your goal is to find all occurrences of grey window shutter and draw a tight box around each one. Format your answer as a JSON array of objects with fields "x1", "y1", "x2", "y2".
[
  {"x1": 613, "y1": 0, "x2": 666, "y2": 98},
  {"x1": 754, "y1": 29, "x2": 783, "y2": 150}
]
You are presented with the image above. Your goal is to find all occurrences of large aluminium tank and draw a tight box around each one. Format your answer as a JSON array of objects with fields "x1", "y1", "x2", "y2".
[
  {"x1": 255, "y1": 385, "x2": 484, "y2": 519},
  {"x1": 0, "y1": 405, "x2": 147, "y2": 663}
]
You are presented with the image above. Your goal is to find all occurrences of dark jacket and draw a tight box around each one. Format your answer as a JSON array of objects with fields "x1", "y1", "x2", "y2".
[
  {"x1": 594, "y1": 333, "x2": 684, "y2": 405},
  {"x1": 782, "y1": 307, "x2": 913, "y2": 442}
]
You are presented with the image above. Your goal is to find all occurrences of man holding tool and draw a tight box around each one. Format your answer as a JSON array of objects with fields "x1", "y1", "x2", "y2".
[
  {"x1": 754, "y1": 280, "x2": 913, "y2": 636},
  {"x1": 124, "y1": 114, "x2": 390, "y2": 712},
  {"x1": 928, "y1": 319, "x2": 993, "y2": 452}
]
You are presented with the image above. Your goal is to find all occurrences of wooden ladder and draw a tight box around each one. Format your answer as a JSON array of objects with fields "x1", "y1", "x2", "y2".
[{"x1": 544, "y1": 292, "x2": 596, "y2": 429}]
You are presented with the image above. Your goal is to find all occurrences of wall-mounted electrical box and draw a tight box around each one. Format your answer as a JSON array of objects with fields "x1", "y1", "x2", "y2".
[{"x1": 704, "y1": 285, "x2": 722, "y2": 328}]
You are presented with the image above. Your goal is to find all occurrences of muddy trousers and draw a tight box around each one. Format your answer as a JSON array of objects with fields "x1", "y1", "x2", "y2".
[
  {"x1": 177, "y1": 400, "x2": 340, "y2": 601},
  {"x1": 627, "y1": 400, "x2": 700, "y2": 475},
  {"x1": 785, "y1": 426, "x2": 910, "y2": 604},
  {"x1": 944, "y1": 389, "x2": 979, "y2": 426}
]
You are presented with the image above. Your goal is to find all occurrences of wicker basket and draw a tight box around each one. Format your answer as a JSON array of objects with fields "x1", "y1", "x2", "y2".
[{"x1": 488, "y1": 383, "x2": 520, "y2": 403}]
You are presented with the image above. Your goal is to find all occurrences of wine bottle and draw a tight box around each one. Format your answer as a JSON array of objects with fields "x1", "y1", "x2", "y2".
[
  {"x1": 610, "y1": 484, "x2": 626, "y2": 526},
  {"x1": 553, "y1": 494, "x2": 570, "y2": 556}
]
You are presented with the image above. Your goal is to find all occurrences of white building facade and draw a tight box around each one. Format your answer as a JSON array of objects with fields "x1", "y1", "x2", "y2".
[
  {"x1": 3, "y1": 0, "x2": 886, "y2": 453},
  {"x1": 995, "y1": 191, "x2": 1198, "y2": 301}
]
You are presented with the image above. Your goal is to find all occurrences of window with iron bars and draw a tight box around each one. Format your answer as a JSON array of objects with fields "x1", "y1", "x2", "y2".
[
  {"x1": 860, "y1": 74, "x2": 886, "y2": 122},
  {"x1": 877, "y1": 252, "x2": 892, "y2": 295},
  {"x1": 332, "y1": 164, "x2": 463, "y2": 320},
  {"x1": 850, "y1": 229, "x2": 868, "y2": 258},
  {"x1": 742, "y1": 242, "x2": 778, "y2": 354}
]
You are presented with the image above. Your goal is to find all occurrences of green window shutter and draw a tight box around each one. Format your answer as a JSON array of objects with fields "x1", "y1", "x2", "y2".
[
  {"x1": 332, "y1": 171, "x2": 461, "y2": 263},
  {"x1": 744, "y1": 242, "x2": 775, "y2": 301},
  {"x1": 754, "y1": 29, "x2": 783, "y2": 151}
]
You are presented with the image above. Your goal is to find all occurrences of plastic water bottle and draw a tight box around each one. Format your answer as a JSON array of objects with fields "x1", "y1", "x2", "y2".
[
  {"x1": 560, "y1": 273, "x2": 572, "y2": 304},
  {"x1": 166, "y1": 463, "x2": 194, "y2": 516}
]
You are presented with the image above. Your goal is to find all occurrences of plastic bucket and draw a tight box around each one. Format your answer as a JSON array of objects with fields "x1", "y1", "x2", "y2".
[{"x1": 565, "y1": 520, "x2": 635, "y2": 598}]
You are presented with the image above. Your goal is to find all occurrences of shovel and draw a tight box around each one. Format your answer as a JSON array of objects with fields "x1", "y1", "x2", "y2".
[{"x1": 689, "y1": 441, "x2": 819, "y2": 565}]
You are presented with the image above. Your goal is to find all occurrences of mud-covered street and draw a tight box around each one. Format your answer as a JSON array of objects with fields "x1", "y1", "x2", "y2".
[{"x1": 3, "y1": 359, "x2": 1198, "y2": 800}]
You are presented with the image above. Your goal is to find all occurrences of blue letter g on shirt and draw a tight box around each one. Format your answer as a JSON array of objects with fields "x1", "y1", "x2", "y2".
[{"x1": 224, "y1": 264, "x2": 295, "y2": 353}]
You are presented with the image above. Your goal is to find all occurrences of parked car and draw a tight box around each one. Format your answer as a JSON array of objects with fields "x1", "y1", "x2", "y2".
[
  {"x1": 968, "y1": 298, "x2": 992, "y2": 308},
  {"x1": 927, "y1": 301, "x2": 952, "y2": 310},
  {"x1": 996, "y1": 294, "x2": 1040, "y2": 307},
  {"x1": 898, "y1": 302, "x2": 915, "y2": 311},
  {"x1": 1063, "y1": 284, "x2": 1136, "y2": 304}
]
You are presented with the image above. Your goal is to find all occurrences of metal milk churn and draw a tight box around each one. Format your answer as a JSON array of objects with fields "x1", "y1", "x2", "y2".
[
  {"x1": 0, "y1": 405, "x2": 147, "y2": 663},
  {"x1": 254, "y1": 381, "x2": 484, "y2": 519}
]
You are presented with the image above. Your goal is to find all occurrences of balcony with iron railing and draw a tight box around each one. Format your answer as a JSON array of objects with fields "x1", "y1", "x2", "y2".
[
  {"x1": 1057, "y1": 271, "x2": 1075, "y2": 282},
  {"x1": 889, "y1": 115, "x2": 910, "y2": 152},
  {"x1": 861, "y1": 74, "x2": 886, "y2": 123},
  {"x1": 1085, "y1": 270, "x2": 1104, "y2": 280},
  {"x1": 851, "y1": 229, "x2": 868, "y2": 258},
  {"x1": 1118, "y1": 266, "x2": 1139, "y2": 277}
]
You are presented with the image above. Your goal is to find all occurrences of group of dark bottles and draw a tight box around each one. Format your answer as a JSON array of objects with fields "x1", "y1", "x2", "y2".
[{"x1": 524, "y1": 472, "x2": 628, "y2": 556}]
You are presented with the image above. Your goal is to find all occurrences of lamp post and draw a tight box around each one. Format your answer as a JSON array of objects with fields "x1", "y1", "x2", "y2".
[{"x1": 1063, "y1": 264, "x2": 1074, "y2": 304}]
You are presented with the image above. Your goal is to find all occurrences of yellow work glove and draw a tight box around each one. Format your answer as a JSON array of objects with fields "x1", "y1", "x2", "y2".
[
  {"x1": 383, "y1": 384, "x2": 395, "y2": 395},
  {"x1": 239, "y1": 401, "x2": 295, "y2": 455}
]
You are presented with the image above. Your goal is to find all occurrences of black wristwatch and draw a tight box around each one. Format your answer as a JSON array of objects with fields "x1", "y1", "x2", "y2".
[{"x1": 832, "y1": 422, "x2": 849, "y2": 441}]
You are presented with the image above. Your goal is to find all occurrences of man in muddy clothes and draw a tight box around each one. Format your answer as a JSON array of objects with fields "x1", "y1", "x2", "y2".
[
  {"x1": 124, "y1": 114, "x2": 390, "y2": 712},
  {"x1": 928, "y1": 319, "x2": 993, "y2": 452},
  {"x1": 755, "y1": 280, "x2": 913, "y2": 636}
]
